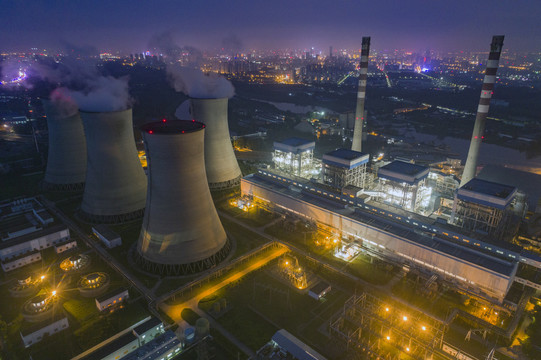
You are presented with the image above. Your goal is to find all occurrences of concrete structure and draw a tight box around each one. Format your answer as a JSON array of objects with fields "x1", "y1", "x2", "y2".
[
  {"x1": 95, "y1": 288, "x2": 129, "y2": 312},
  {"x1": 54, "y1": 239, "x2": 77, "y2": 254},
  {"x1": 351, "y1": 36, "x2": 371, "y2": 152},
  {"x1": 322, "y1": 148, "x2": 369, "y2": 190},
  {"x1": 190, "y1": 98, "x2": 242, "y2": 190},
  {"x1": 136, "y1": 120, "x2": 230, "y2": 275},
  {"x1": 80, "y1": 109, "x2": 147, "y2": 223},
  {"x1": 273, "y1": 137, "x2": 316, "y2": 178},
  {"x1": 461, "y1": 36, "x2": 505, "y2": 186},
  {"x1": 377, "y1": 161, "x2": 432, "y2": 214},
  {"x1": 42, "y1": 99, "x2": 87, "y2": 191},
  {"x1": 132, "y1": 317, "x2": 165, "y2": 345},
  {"x1": 92, "y1": 225, "x2": 121, "y2": 248},
  {"x1": 452, "y1": 178, "x2": 524, "y2": 241},
  {"x1": 20, "y1": 314, "x2": 69, "y2": 348},
  {"x1": 270, "y1": 329, "x2": 327, "y2": 360},
  {"x1": 241, "y1": 170, "x2": 525, "y2": 302}
]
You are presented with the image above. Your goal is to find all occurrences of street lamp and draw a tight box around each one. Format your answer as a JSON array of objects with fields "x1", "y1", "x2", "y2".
[{"x1": 402, "y1": 316, "x2": 408, "y2": 321}]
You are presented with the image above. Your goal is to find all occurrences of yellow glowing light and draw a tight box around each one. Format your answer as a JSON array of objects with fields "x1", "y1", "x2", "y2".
[
  {"x1": 403, "y1": 316, "x2": 408, "y2": 321},
  {"x1": 52, "y1": 290, "x2": 57, "y2": 296},
  {"x1": 333, "y1": 239, "x2": 338, "y2": 243},
  {"x1": 406, "y1": 347, "x2": 410, "y2": 352},
  {"x1": 386, "y1": 336, "x2": 390, "y2": 341},
  {"x1": 40, "y1": 275, "x2": 45, "y2": 280},
  {"x1": 495, "y1": 312, "x2": 498, "y2": 315},
  {"x1": 483, "y1": 307, "x2": 487, "y2": 311},
  {"x1": 385, "y1": 307, "x2": 389, "y2": 312},
  {"x1": 421, "y1": 326, "x2": 426, "y2": 331},
  {"x1": 285, "y1": 261, "x2": 289, "y2": 265}
]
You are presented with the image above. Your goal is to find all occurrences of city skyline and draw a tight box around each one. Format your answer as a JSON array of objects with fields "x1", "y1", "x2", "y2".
[{"x1": 1, "y1": 0, "x2": 540, "y2": 52}]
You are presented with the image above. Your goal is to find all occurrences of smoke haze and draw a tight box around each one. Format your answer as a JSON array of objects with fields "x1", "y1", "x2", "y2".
[
  {"x1": 68, "y1": 76, "x2": 132, "y2": 112},
  {"x1": 49, "y1": 88, "x2": 79, "y2": 117},
  {"x1": 167, "y1": 66, "x2": 234, "y2": 99}
]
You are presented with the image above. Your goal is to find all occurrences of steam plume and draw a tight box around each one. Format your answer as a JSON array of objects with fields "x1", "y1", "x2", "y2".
[
  {"x1": 167, "y1": 66, "x2": 234, "y2": 99},
  {"x1": 68, "y1": 76, "x2": 132, "y2": 112}
]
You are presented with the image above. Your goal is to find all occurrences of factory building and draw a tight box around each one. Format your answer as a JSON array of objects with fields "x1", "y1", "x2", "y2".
[
  {"x1": 241, "y1": 170, "x2": 530, "y2": 303},
  {"x1": 92, "y1": 225, "x2": 122, "y2": 249},
  {"x1": 451, "y1": 178, "x2": 525, "y2": 241},
  {"x1": 95, "y1": 288, "x2": 129, "y2": 312},
  {"x1": 273, "y1": 137, "x2": 316, "y2": 178},
  {"x1": 79, "y1": 109, "x2": 147, "y2": 224},
  {"x1": 377, "y1": 161, "x2": 432, "y2": 214},
  {"x1": 0, "y1": 198, "x2": 71, "y2": 272},
  {"x1": 256, "y1": 329, "x2": 327, "y2": 360},
  {"x1": 136, "y1": 120, "x2": 229, "y2": 275},
  {"x1": 322, "y1": 149, "x2": 369, "y2": 190}
]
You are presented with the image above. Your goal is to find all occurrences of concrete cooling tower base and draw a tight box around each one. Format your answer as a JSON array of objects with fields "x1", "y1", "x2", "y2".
[
  {"x1": 134, "y1": 239, "x2": 231, "y2": 276},
  {"x1": 209, "y1": 176, "x2": 242, "y2": 191},
  {"x1": 41, "y1": 181, "x2": 85, "y2": 192},
  {"x1": 77, "y1": 208, "x2": 145, "y2": 225}
]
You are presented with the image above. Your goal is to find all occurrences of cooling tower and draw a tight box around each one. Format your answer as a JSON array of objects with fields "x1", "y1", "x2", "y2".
[
  {"x1": 136, "y1": 120, "x2": 230, "y2": 275},
  {"x1": 460, "y1": 35, "x2": 505, "y2": 186},
  {"x1": 42, "y1": 99, "x2": 87, "y2": 190},
  {"x1": 190, "y1": 98, "x2": 242, "y2": 190},
  {"x1": 351, "y1": 36, "x2": 371, "y2": 152},
  {"x1": 79, "y1": 109, "x2": 147, "y2": 223}
]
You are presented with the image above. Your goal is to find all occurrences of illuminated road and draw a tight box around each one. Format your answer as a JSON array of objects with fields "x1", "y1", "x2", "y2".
[{"x1": 159, "y1": 246, "x2": 288, "y2": 357}]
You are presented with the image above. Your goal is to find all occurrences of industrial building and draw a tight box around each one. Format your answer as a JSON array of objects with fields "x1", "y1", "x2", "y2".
[
  {"x1": 20, "y1": 314, "x2": 69, "y2": 348},
  {"x1": 0, "y1": 198, "x2": 71, "y2": 272},
  {"x1": 79, "y1": 109, "x2": 147, "y2": 223},
  {"x1": 92, "y1": 225, "x2": 122, "y2": 249},
  {"x1": 256, "y1": 329, "x2": 327, "y2": 360},
  {"x1": 273, "y1": 137, "x2": 316, "y2": 178},
  {"x1": 322, "y1": 148, "x2": 369, "y2": 190},
  {"x1": 136, "y1": 120, "x2": 229, "y2": 275},
  {"x1": 95, "y1": 288, "x2": 129, "y2": 312},
  {"x1": 240, "y1": 169, "x2": 541, "y2": 303},
  {"x1": 451, "y1": 178, "x2": 525, "y2": 241},
  {"x1": 42, "y1": 98, "x2": 87, "y2": 191},
  {"x1": 376, "y1": 160, "x2": 432, "y2": 214},
  {"x1": 190, "y1": 97, "x2": 242, "y2": 190}
]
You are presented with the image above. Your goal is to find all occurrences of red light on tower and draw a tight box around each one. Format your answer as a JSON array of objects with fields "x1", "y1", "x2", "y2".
[
  {"x1": 149, "y1": 130, "x2": 153, "y2": 134},
  {"x1": 162, "y1": 119, "x2": 167, "y2": 123}
]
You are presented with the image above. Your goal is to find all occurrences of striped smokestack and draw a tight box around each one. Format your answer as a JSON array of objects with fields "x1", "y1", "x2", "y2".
[
  {"x1": 351, "y1": 36, "x2": 370, "y2": 152},
  {"x1": 460, "y1": 35, "x2": 505, "y2": 187}
]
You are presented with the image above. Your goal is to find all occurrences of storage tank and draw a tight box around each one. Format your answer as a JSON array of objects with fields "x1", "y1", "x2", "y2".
[
  {"x1": 195, "y1": 317, "x2": 210, "y2": 337},
  {"x1": 190, "y1": 98, "x2": 242, "y2": 190},
  {"x1": 136, "y1": 120, "x2": 230, "y2": 275},
  {"x1": 79, "y1": 109, "x2": 147, "y2": 223},
  {"x1": 42, "y1": 99, "x2": 87, "y2": 190}
]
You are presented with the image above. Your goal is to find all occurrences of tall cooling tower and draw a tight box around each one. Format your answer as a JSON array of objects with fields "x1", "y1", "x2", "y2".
[
  {"x1": 351, "y1": 36, "x2": 371, "y2": 152},
  {"x1": 190, "y1": 98, "x2": 242, "y2": 190},
  {"x1": 42, "y1": 99, "x2": 87, "y2": 190},
  {"x1": 136, "y1": 120, "x2": 230, "y2": 275},
  {"x1": 79, "y1": 109, "x2": 147, "y2": 223},
  {"x1": 460, "y1": 35, "x2": 505, "y2": 186}
]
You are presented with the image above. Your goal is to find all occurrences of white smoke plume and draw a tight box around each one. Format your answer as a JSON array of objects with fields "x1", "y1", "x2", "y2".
[
  {"x1": 68, "y1": 76, "x2": 132, "y2": 112},
  {"x1": 49, "y1": 87, "x2": 79, "y2": 118},
  {"x1": 167, "y1": 66, "x2": 235, "y2": 99}
]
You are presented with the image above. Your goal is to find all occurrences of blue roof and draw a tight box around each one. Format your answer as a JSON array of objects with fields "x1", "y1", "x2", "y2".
[
  {"x1": 325, "y1": 148, "x2": 366, "y2": 161},
  {"x1": 380, "y1": 161, "x2": 428, "y2": 176},
  {"x1": 279, "y1": 137, "x2": 314, "y2": 147},
  {"x1": 460, "y1": 178, "x2": 516, "y2": 199}
]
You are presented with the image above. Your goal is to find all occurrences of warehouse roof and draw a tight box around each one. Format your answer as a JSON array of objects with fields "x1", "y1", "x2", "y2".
[
  {"x1": 457, "y1": 178, "x2": 517, "y2": 210},
  {"x1": 271, "y1": 329, "x2": 327, "y2": 360},
  {"x1": 378, "y1": 160, "x2": 429, "y2": 185}
]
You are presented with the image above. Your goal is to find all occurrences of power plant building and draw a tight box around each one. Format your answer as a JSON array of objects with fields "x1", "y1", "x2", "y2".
[
  {"x1": 273, "y1": 137, "x2": 316, "y2": 178},
  {"x1": 451, "y1": 178, "x2": 524, "y2": 241},
  {"x1": 136, "y1": 120, "x2": 229, "y2": 275},
  {"x1": 79, "y1": 109, "x2": 147, "y2": 223},
  {"x1": 42, "y1": 99, "x2": 87, "y2": 191},
  {"x1": 240, "y1": 169, "x2": 539, "y2": 303},
  {"x1": 377, "y1": 161, "x2": 432, "y2": 214},
  {"x1": 322, "y1": 149, "x2": 369, "y2": 190},
  {"x1": 190, "y1": 98, "x2": 242, "y2": 190}
]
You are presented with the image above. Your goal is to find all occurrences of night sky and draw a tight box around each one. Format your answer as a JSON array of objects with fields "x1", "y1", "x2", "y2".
[{"x1": 0, "y1": 0, "x2": 540, "y2": 52}]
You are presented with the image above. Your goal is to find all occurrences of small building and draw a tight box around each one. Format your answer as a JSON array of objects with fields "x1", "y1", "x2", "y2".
[
  {"x1": 269, "y1": 329, "x2": 327, "y2": 360},
  {"x1": 322, "y1": 148, "x2": 369, "y2": 190},
  {"x1": 20, "y1": 314, "x2": 69, "y2": 348},
  {"x1": 377, "y1": 160, "x2": 432, "y2": 214},
  {"x1": 451, "y1": 178, "x2": 524, "y2": 241},
  {"x1": 308, "y1": 281, "x2": 331, "y2": 300},
  {"x1": 1, "y1": 250, "x2": 42, "y2": 272},
  {"x1": 95, "y1": 288, "x2": 129, "y2": 312},
  {"x1": 92, "y1": 225, "x2": 121, "y2": 249},
  {"x1": 54, "y1": 239, "x2": 78, "y2": 254},
  {"x1": 79, "y1": 332, "x2": 139, "y2": 360},
  {"x1": 273, "y1": 137, "x2": 316, "y2": 178},
  {"x1": 132, "y1": 317, "x2": 165, "y2": 346}
]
